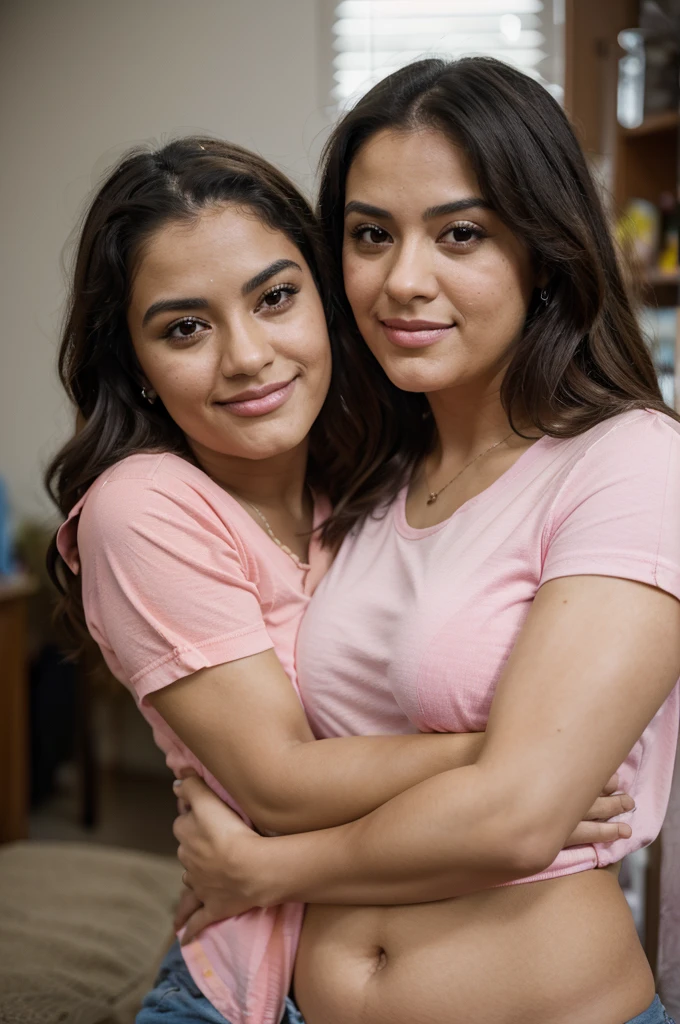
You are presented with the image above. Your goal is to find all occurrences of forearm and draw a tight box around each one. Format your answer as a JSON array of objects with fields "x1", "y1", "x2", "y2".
[
  {"x1": 256, "y1": 763, "x2": 553, "y2": 905},
  {"x1": 151, "y1": 656, "x2": 484, "y2": 835},
  {"x1": 253, "y1": 731, "x2": 484, "y2": 832}
]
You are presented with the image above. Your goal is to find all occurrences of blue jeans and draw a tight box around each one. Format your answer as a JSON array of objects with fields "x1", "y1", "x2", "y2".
[
  {"x1": 628, "y1": 996, "x2": 676, "y2": 1024},
  {"x1": 136, "y1": 941, "x2": 305, "y2": 1023},
  {"x1": 138, "y1": 944, "x2": 674, "y2": 1024}
]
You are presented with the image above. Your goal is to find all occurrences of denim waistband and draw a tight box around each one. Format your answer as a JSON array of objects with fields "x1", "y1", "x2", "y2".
[{"x1": 625, "y1": 995, "x2": 675, "y2": 1024}]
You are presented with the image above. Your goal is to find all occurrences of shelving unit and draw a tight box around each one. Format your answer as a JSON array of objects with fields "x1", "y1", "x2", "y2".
[
  {"x1": 565, "y1": 0, "x2": 679, "y2": 413},
  {"x1": 564, "y1": 0, "x2": 680, "y2": 994}
]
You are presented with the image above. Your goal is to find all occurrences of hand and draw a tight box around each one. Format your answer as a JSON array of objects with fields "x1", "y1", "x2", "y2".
[
  {"x1": 173, "y1": 776, "x2": 268, "y2": 944},
  {"x1": 174, "y1": 884, "x2": 203, "y2": 934},
  {"x1": 564, "y1": 773, "x2": 634, "y2": 847}
]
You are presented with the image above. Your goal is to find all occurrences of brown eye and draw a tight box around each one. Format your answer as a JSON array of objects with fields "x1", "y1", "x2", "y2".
[
  {"x1": 440, "y1": 222, "x2": 484, "y2": 247},
  {"x1": 255, "y1": 283, "x2": 298, "y2": 313},
  {"x1": 164, "y1": 317, "x2": 210, "y2": 342},
  {"x1": 353, "y1": 224, "x2": 390, "y2": 245}
]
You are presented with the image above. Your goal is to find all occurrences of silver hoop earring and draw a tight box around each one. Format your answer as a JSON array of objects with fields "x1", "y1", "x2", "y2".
[
  {"x1": 540, "y1": 288, "x2": 550, "y2": 305},
  {"x1": 141, "y1": 386, "x2": 157, "y2": 405}
]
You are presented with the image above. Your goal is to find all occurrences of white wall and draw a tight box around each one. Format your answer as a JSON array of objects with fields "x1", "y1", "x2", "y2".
[{"x1": 0, "y1": 0, "x2": 333, "y2": 523}]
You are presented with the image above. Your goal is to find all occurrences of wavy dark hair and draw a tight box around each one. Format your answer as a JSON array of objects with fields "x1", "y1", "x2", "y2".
[
  {"x1": 318, "y1": 57, "x2": 678, "y2": 546},
  {"x1": 45, "y1": 136, "x2": 355, "y2": 643}
]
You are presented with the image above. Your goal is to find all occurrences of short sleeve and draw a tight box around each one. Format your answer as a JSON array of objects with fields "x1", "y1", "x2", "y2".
[
  {"x1": 540, "y1": 411, "x2": 680, "y2": 602},
  {"x1": 69, "y1": 471, "x2": 274, "y2": 701}
]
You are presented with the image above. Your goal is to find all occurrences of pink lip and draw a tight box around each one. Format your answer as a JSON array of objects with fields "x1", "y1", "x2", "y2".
[
  {"x1": 380, "y1": 318, "x2": 454, "y2": 349},
  {"x1": 216, "y1": 378, "x2": 297, "y2": 417}
]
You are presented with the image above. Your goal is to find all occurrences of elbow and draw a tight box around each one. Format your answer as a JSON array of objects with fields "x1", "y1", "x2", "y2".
[
  {"x1": 499, "y1": 828, "x2": 560, "y2": 878},
  {"x1": 250, "y1": 809, "x2": 301, "y2": 836},
  {"x1": 244, "y1": 792, "x2": 308, "y2": 836},
  {"x1": 483, "y1": 795, "x2": 562, "y2": 879}
]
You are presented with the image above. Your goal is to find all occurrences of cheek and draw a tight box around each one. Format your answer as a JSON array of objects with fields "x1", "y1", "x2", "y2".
[
  {"x1": 146, "y1": 353, "x2": 213, "y2": 412},
  {"x1": 342, "y1": 251, "x2": 376, "y2": 320}
]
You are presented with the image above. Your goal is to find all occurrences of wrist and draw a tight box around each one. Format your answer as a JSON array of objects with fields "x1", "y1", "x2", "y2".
[{"x1": 258, "y1": 820, "x2": 361, "y2": 906}]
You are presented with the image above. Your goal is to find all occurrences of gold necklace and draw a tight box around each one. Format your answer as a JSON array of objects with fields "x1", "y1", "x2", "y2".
[
  {"x1": 425, "y1": 432, "x2": 514, "y2": 505},
  {"x1": 244, "y1": 499, "x2": 308, "y2": 568}
]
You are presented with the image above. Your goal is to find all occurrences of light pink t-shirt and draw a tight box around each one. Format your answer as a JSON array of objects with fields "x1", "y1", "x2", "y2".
[
  {"x1": 297, "y1": 410, "x2": 680, "y2": 881},
  {"x1": 57, "y1": 452, "x2": 329, "y2": 1024}
]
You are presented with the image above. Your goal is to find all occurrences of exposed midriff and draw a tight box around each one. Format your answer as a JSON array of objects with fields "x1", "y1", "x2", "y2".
[{"x1": 293, "y1": 866, "x2": 654, "y2": 1024}]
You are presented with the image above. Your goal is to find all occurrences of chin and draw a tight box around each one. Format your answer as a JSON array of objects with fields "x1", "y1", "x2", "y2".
[{"x1": 377, "y1": 360, "x2": 454, "y2": 395}]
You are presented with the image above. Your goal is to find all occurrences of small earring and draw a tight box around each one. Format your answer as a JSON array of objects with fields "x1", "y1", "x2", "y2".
[
  {"x1": 141, "y1": 386, "x2": 157, "y2": 405},
  {"x1": 540, "y1": 287, "x2": 550, "y2": 305}
]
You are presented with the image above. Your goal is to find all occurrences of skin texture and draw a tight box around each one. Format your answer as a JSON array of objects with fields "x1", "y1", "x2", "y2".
[
  {"x1": 127, "y1": 203, "x2": 330, "y2": 551},
  {"x1": 170, "y1": 134, "x2": 680, "y2": 1024}
]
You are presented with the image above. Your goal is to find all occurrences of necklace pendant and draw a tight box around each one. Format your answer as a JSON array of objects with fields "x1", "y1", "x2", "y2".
[{"x1": 427, "y1": 493, "x2": 438, "y2": 505}]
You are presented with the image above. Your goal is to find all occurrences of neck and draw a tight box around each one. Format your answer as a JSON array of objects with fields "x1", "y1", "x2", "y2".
[
  {"x1": 426, "y1": 374, "x2": 516, "y2": 463},
  {"x1": 189, "y1": 438, "x2": 310, "y2": 515}
]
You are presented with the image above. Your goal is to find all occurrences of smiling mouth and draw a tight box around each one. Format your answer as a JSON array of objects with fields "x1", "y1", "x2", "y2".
[
  {"x1": 379, "y1": 319, "x2": 454, "y2": 349},
  {"x1": 215, "y1": 377, "x2": 298, "y2": 417}
]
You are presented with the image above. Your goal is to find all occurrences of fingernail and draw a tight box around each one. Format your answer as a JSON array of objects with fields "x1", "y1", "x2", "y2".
[
  {"x1": 622, "y1": 795, "x2": 635, "y2": 811},
  {"x1": 173, "y1": 780, "x2": 182, "y2": 792},
  {"x1": 619, "y1": 824, "x2": 632, "y2": 838}
]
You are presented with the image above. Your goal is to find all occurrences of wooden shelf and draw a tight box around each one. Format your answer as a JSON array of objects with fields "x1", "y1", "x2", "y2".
[
  {"x1": 644, "y1": 268, "x2": 680, "y2": 287},
  {"x1": 620, "y1": 110, "x2": 679, "y2": 138}
]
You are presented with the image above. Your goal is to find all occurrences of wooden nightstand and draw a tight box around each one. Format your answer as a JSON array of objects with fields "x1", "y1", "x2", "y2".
[{"x1": 0, "y1": 574, "x2": 38, "y2": 843}]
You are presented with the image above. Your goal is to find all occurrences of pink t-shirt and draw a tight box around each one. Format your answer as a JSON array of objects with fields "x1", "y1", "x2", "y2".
[
  {"x1": 297, "y1": 410, "x2": 680, "y2": 881},
  {"x1": 57, "y1": 452, "x2": 329, "y2": 1024}
]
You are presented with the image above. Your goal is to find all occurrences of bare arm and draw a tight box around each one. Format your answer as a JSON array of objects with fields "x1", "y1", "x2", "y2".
[
  {"x1": 177, "y1": 575, "x2": 678, "y2": 911},
  {"x1": 149, "y1": 647, "x2": 485, "y2": 834},
  {"x1": 257, "y1": 576, "x2": 680, "y2": 903}
]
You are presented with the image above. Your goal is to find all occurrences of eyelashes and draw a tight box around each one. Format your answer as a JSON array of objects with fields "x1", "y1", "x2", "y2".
[
  {"x1": 159, "y1": 283, "x2": 301, "y2": 343},
  {"x1": 162, "y1": 316, "x2": 209, "y2": 342},
  {"x1": 348, "y1": 221, "x2": 486, "y2": 249},
  {"x1": 254, "y1": 282, "x2": 299, "y2": 313},
  {"x1": 349, "y1": 223, "x2": 390, "y2": 245}
]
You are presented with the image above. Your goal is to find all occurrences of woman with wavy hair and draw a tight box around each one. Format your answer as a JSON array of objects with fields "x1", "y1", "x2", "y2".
[{"x1": 171, "y1": 59, "x2": 680, "y2": 1024}]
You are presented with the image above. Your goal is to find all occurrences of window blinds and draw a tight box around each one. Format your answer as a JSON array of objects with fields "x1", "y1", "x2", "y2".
[{"x1": 332, "y1": 0, "x2": 548, "y2": 107}]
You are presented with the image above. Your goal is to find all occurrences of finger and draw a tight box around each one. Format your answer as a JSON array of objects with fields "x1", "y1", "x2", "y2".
[
  {"x1": 566, "y1": 821, "x2": 632, "y2": 847},
  {"x1": 176, "y1": 842, "x2": 190, "y2": 871},
  {"x1": 602, "y1": 773, "x2": 619, "y2": 796},
  {"x1": 173, "y1": 811, "x2": 196, "y2": 844},
  {"x1": 583, "y1": 793, "x2": 635, "y2": 821},
  {"x1": 181, "y1": 906, "x2": 221, "y2": 946},
  {"x1": 174, "y1": 888, "x2": 203, "y2": 932},
  {"x1": 175, "y1": 775, "x2": 212, "y2": 805},
  {"x1": 176, "y1": 798, "x2": 190, "y2": 815}
]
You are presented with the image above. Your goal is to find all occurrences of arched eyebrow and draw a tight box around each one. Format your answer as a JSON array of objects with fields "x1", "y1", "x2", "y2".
[
  {"x1": 423, "y1": 199, "x2": 492, "y2": 219},
  {"x1": 142, "y1": 297, "x2": 208, "y2": 327},
  {"x1": 141, "y1": 259, "x2": 303, "y2": 327},
  {"x1": 344, "y1": 198, "x2": 492, "y2": 221},
  {"x1": 242, "y1": 259, "x2": 302, "y2": 296}
]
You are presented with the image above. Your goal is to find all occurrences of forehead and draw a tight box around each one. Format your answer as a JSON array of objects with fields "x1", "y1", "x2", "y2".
[
  {"x1": 133, "y1": 204, "x2": 302, "y2": 292},
  {"x1": 346, "y1": 128, "x2": 480, "y2": 204}
]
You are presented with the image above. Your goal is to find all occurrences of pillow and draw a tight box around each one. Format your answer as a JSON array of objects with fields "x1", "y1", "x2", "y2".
[{"x1": 0, "y1": 841, "x2": 181, "y2": 1024}]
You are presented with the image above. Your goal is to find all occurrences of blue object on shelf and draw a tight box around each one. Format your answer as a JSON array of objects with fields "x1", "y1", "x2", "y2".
[{"x1": 0, "y1": 477, "x2": 16, "y2": 575}]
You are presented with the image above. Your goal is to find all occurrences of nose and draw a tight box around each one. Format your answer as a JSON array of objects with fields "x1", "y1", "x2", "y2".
[
  {"x1": 383, "y1": 237, "x2": 439, "y2": 306},
  {"x1": 218, "y1": 320, "x2": 275, "y2": 379}
]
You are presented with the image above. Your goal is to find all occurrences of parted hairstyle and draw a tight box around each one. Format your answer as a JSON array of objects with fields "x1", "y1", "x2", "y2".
[
  {"x1": 317, "y1": 57, "x2": 678, "y2": 546},
  {"x1": 45, "y1": 136, "x2": 358, "y2": 644}
]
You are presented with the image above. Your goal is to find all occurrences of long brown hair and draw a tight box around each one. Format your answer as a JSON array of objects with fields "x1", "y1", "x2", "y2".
[
  {"x1": 46, "y1": 136, "x2": 355, "y2": 642},
  {"x1": 317, "y1": 57, "x2": 677, "y2": 547}
]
